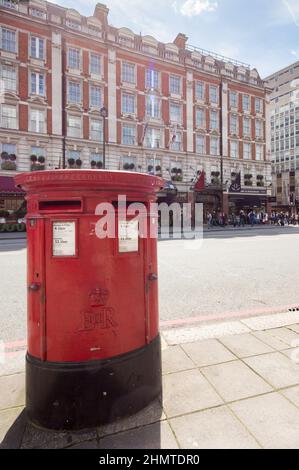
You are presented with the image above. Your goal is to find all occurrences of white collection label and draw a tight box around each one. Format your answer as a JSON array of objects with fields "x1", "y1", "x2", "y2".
[
  {"x1": 53, "y1": 221, "x2": 76, "y2": 257},
  {"x1": 118, "y1": 220, "x2": 139, "y2": 253}
]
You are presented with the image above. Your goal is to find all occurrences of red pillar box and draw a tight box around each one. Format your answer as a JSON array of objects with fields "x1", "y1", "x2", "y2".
[{"x1": 15, "y1": 170, "x2": 163, "y2": 431}]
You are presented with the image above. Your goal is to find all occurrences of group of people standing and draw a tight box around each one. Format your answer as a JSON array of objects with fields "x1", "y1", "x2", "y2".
[{"x1": 206, "y1": 209, "x2": 299, "y2": 228}]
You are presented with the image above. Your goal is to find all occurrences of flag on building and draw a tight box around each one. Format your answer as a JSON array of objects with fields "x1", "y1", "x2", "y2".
[{"x1": 194, "y1": 171, "x2": 205, "y2": 191}]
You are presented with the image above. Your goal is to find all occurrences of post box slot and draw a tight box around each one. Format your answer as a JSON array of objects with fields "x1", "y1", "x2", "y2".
[{"x1": 39, "y1": 200, "x2": 82, "y2": 212}]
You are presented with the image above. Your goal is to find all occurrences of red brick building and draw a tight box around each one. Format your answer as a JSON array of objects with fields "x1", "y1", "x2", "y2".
[{"x1": 0, "y1": 0, "x2": 272, "y2": 214}]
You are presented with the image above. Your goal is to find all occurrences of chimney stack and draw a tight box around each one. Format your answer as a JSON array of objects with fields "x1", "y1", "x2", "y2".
[
  {"x1": 173, "y1": 33, "x2": 188, "y2": 50},
  {"x1": 94, "y1": 3, "x2": 109, "y2": 25}
]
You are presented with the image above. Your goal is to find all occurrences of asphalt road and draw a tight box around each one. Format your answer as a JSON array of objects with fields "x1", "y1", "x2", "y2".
[{"x1": 1, "y1": 226, "x2": 299, "y2": 344}]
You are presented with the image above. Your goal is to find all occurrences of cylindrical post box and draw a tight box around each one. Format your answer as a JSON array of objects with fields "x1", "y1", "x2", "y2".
[{"x1": 15, "y1": 170, "x2": 163, "y2": 431}]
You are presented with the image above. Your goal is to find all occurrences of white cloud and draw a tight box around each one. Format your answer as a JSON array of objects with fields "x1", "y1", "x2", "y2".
[{"x1": 179, "y1": 0, "x2": 218, "y2": 17}]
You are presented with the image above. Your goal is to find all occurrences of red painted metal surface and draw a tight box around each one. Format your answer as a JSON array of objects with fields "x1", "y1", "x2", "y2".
[{"x1": 15, "y1": 170, "x2": 163, "y2": 363}]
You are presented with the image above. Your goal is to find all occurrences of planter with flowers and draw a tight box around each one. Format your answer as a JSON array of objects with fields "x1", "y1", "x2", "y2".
[
  {"x1": 1, "y1": 152, "x2": 17, "y2": 171},
  {"x1": 171, "y1": 168, "x2": 183, "y2": 182},
  {"x1": 31, "y1": 155, "x2": 46, "y2": 171}
]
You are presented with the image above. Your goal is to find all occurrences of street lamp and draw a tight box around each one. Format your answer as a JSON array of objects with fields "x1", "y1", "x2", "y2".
[{"x1": 100, "y1": 107, "x2": 108, "y2": 170}]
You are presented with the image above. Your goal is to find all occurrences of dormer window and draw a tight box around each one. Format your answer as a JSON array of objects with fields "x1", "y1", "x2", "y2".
[
  {"x1": 119, "y1": 36, "x2": 134, "y2": 48},
  {"x1": 30, "y1": 8, "x2": 47, "y2": 19},
  {"x1": 66, "y1": 20, "x2": 81, "y2": 31},
  {"x1": 0, "y1": 0, "x2": 18, "y2": 10}
]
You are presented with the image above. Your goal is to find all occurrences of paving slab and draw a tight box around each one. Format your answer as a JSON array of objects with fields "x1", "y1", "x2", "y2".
[
  {"x1": 181, "y1": 339, "x2": 236, "y2": 367},
  {"x1": 230, "y1": 393, "x2": 299, "y2": 449},
  {"x1": 0, "y1": 373, "x2": 25, "y2": 411},
  {"x1": 241, "y1": 312, "x2": 299, "y2": 331},
  {"x1": 280, "y1": 386, "x2": 299, "y2": 408},
  {"x1": 163, "y1": 369, "x2": 223, "y2": 418},
  {"x1": 252, "y1": 330, "x2": 290, "y2": 350},
  {"x1": 170, "y1": 406, "x2": 260, "y2": 449},
  {"x1": 97, "y1": 398, "x2": 165, "y2": 438},
  {"x1": 218, "y1": 333, "x2": 274, "y2": 358},
  {"x1": 202, "y1": 360, "x2": 272, "y2": 402},
  {"x1": 21, "y1": 423, "x2": 98, "y2": 449},
  {"x1": 162, "y1": 345, "x2": 195, "y2": 375},
  {"x1": 163, "y1": 321, "x2": 250, "y2": 345},
  {"x1": 98, "y1": 421, "x2": 179, "y2": 450},
  {"x1": 244, "y1": 352, "x2": 299, "y2": 389},
  {"x1": 266, "y1": 327, "x2": 299, "y2": 348},
  {"x1": 289, "y1": 324, "x2": 299, "y2": 334}
]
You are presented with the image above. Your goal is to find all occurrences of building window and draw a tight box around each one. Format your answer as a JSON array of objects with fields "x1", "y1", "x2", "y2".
[
  {"x1": 210, "y1": 110, "x2": 219, "y2": 130},
  {"x1": 170, "y1": 131, "x2": 182, "y2": 151},
  {"x1": 196, "y1": 108, "x2": 205, "y2": 128},
  {"x1": 90, "y1": 119, "x2": 103, "y2": 141},
  {"x1": 31, "y1": 72, "x2": 45, "y2": 96},
  {"x1": 90, "y1": 53, "x2": 101, "y2": 75},
  {"x1": 196, "y1": 134, "x2": 205, "y2": 154},
  {"x1": 68, "y1": 48, "x2": 80, "y2": 70},
  {"x1": 30, "y1": 37, "x2": 44, "y2": 60},
  {"x1": 68, "y1": 81, "x2": 81, "y2": 104},
  {"x1": 146, "y1": 95, "x2": 161, "y2": 119},
  {"x1": 255, "y1": 98, "x2": 262, "y2": 113},
  {"x1": 256, "y1": 144, "x2": 263, "y2": 161},
  {"x1": 170, "y1": 102, "x2": 182, "y2": 124},
  {"x1": 145, "y1": 127, "x2": 162, "y2": 148},
  {"x1": 147, "y1": 157, "x2": 162, "y2": 175},
  {"x1": 169, "y1": 74, "x2": 181, "y2": 95},
  {"x1": 29, "y1": 8, "x2": 47, "y2": 19},
  {"x1": 243, "y1": 142, "x2": 251, "y2": 159},
  {"x1": 90, "y1": 85, "x2": 102, "y2": 108},
  {"x1": 209, "y1": 85, "x2": 218, "y2": 104},
  {"x1": 67, "y1": 115, "x2": 81, "y2": 138},
  {"x1": 122, "y1": 62, "x2": 135, "y2": 84},
  {"x1": 30, "y1": 108, "x2": 46, "y2": 133},
  {"x1": 210, "y1": 136, "x2": 219, "y2": 155},
  {"x1": 255, "y1": 120, "x2": 263, "y2": 138},
  {"x1": 230, "y1": 114, "x2": 238, "y2": 135},
  {"x1": 123, "y1": 155, "x2": 136, "y2": 171},
  {"x1": 242, "y1": 94, "x2": 250, "y2": 112},
  {"x1": 195, "y1": 81, "x2": 205, "y2": 101},
  {"x1": 90, "y1": 153, "x2": 103, "y2": 168},
  {"x1": 31, "y1": 146, "x2": 45, "y2": 157},
  {"x1": 122, "y1": 93, "x2": 135, "y2": 115},
  {"x1": 230, "y1": 91, "x2": 238, "y2": 108},
  {"x1": 243, "y1": 117, "x2": 251, "y2": 136},
  {"x1": 0, "y1": 63, "x2": 16, "y2": 92},
  {"x1": 66, "y1": 20, "x2": 81, "y2": 31},
  {"x1": 146, "y1": 69, "x2": 159, "y2": 90},
  {"x1": 0, "y1": 104, "x2": 17, "y2": 129},
  {"x1": 0, "y1": 0, "x2": 18, "y2": 10},
  {"x1": 230, "y1": 140, "x2": 239, "y2": 159},
  {"x1": 122, "y1": 124, "x2": 136, "y2": 145},
  {"x1": 1, "y1": 28, "x2": 16, "y2": 52}
]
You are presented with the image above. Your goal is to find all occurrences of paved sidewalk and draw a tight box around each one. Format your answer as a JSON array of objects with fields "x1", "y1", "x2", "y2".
[{"x1": 1, "y1": 312, "x2": 299, "y2": 449}]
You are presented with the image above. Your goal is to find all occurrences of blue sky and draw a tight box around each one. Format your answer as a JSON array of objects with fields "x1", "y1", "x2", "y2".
[{"x1": 48, "y1": 0, "x2": 299, "y2": 78}]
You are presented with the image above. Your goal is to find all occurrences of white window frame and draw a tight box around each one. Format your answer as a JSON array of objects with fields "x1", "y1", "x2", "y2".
[
  {"x1": 169, "y1": 102, "x2": 182, "y2": 124},
  {"x1": 30, "y1": 36, "x2": 45, "y2": 60},
  {"x1": 255, "y1": 144, "x2": 263, "y2": 161},
  {"x1": 145, "y1": 127, "x2": 162, "y2": 149},
  {"x1": 255, "y1": 97, "x2": 262, "y2": 114},
  {"x1": 210, "y1": 136, "x2": 219, "y2": 156},
  {"x1": 242, "y1": 94, "x2": 250, "y2": 112},
  {"x1": 169, "y1": 74, "x2": 181, "y2": 95},
  {"x1": 0, "y1": 103, "x2": 17, "y2": 129},
  {"x1": 255, "y1": 119, "x2": 263, "y2": 138},
  {"x1": 90, "y1": 53, "x2": 102, "y2": 76},
  {"x1": 146, "y1": 69, "x2": 160, "y2": 90},
  {"x1": 122, "y1": 124, "x2": 136, "y2": 146},
  {"x1": 170, "y1": 131, "x2": 182, "y2": 151},
  {"x1": 89, "y1": 84, "x2": 102, "y2": 108},
  {"x1": 230, "y1": 91, "x2": 238, "y2": 108},
  {"x1": 196, "y1": 134, "x2": 205, "y2": 154},
  {"x1": 195, "y1": 81, "x2": 205, "y2": 101},
  {"x1": 0, "y1": 27, "x2": 17, "y2": 53},
  {"x1": 230, "y1": 140, "x2": 239, "y2": 159},
  {"x1": 0, "y1": 62, "x2": 17, "y2": 92},
  {"x1": 90, "y1": 118, "x2": 103, "y2": 141},
  {"x1": 146, "y1": 95, "x2": 161, "y2": 120},
  {"x1": 243, "y1": 142, "x2": 251, "y2": 160},
  {"x1": 122, "y1": 62, "x2": 136, "y2": 84},
  {"x1": 196, "y1": 107, "x2": 205, "y2": 129},
  {"x1": 29, "y1": 108, "x2": 46, "y2": 134},
  {"x1": 243, "y1": 116, "x2": 251, "y2": 136},
  {"x1": 230, "y1": 114, "x2": 238, "y2": 135},
  {"x1": 122, "y1": 92, "x2": 135, "y2": 115},
  {"x1": 209, "y1": 85, "x2": 218, "y2": 104},
  {"x1": 210, "y1": 109, "x2": 219, "y2": 130},
  {"x1": 67, "y1": 114, "x2": 82, "y2": 138},
  {"x1": 68, "y1": 48, "x2": 81, "y2": 70},
  {"x1": 30, "y1": 71, "x2": 45, "y2": 96},
  {"x1": 67, "y1": 80, "x2": 81, "y2": 104}
]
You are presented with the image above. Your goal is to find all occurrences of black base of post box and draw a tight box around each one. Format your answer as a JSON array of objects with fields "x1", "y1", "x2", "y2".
[{"x1": 26, "y1": 335, "x2": 162, "y2": 431}]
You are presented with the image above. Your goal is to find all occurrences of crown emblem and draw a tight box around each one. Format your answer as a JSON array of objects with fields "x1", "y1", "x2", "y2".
[{"x1": 89, "y1": 288, "x2": 109, "y2": 307}]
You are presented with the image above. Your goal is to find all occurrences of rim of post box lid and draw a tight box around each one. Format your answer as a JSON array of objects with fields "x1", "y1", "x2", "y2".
[{"x1": 15, "y1": 170, "x2": 164, "y2": 195}]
